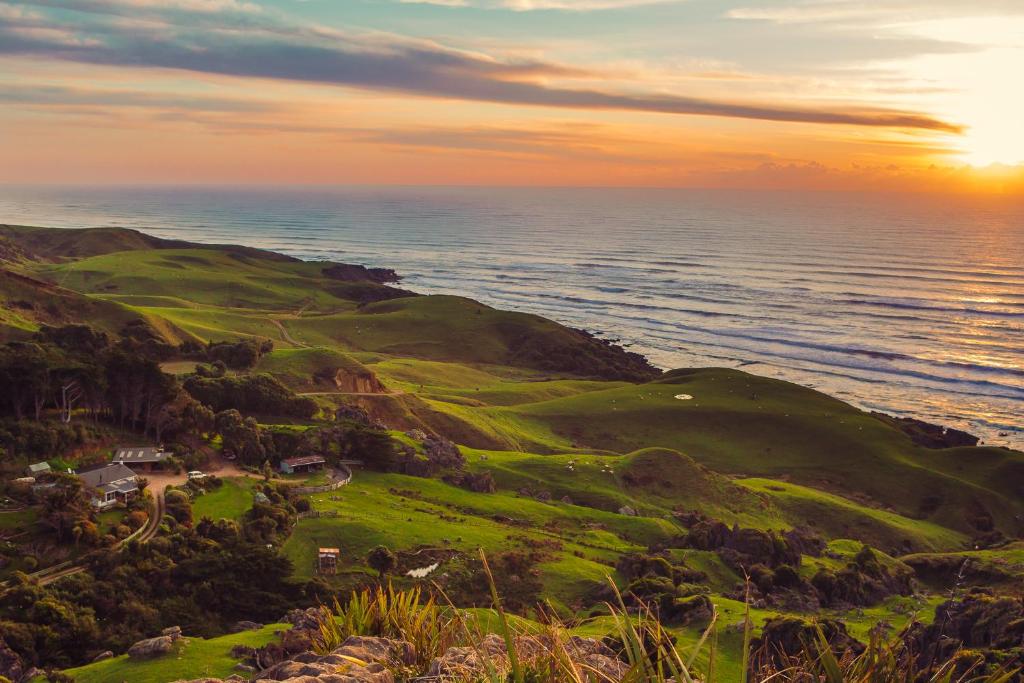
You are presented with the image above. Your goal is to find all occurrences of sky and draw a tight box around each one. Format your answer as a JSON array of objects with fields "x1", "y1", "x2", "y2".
[{"x1": 1, "y1": 0, "x2": 1023, "y2": 191}]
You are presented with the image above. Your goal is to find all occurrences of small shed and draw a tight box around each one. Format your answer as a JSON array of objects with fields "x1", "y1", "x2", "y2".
[
  {"x1": 113, "y1": 447, "x2": 169, "y2": 472},
  {"x1": 318, "y1": 547, "x2": 340, "y2": 575},
  {"x1": 280, "y1": 455, "x2": 326, "y2": 474},
  {"x1": 26, "y1": 462, "x2": 51, "y2": 477}
]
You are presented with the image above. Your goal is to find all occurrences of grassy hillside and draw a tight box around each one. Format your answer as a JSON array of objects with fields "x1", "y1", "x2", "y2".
[
  {"x1": 467, "y1": 369, "x2": 1023, "y2": 539},
  {"x1": 59, "y1": 623, "x2": 288, "y2": 683},
  {"x1": 0, "y1": 267, "x2": 197, "y2": 343}
]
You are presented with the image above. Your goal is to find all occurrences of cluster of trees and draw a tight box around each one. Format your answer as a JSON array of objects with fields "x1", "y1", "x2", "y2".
[
  {"x1": 0, "y1": 324, "x2": 212, "y2": 442},
  {"x1": 183, "y1": 374, "x2": 317, "y2": 419},
  {"x1": 213, "y1": 414, "x2": 397, "y2": 469},
  {"x1": 0, "y1": 526, "x2": 305, "y2": 668},
  {"x1": 180, "y1": 339, "x2": 273, "y2": 370},
  {"x1": 0, "y1": 419, "x2": 104, "y2": 462}
]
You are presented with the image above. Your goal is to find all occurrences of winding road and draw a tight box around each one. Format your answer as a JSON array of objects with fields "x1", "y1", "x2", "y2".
[{"x1": 2, "y1": 487, "x2": 168, "y2": 591}]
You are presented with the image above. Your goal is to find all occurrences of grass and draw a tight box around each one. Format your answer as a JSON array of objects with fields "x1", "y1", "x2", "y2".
[
  {"x1": 191, "y1": 477, "x2": 257, "y2": 522},
  {"x1": 0, "y1": 508, "x2": 38, "y2": 531},
  {"x1": 256, "y1": 347, "x2": 373, "y2": 389},
  {"x1": 466, "y1": 447, "x2": 782, "y2": 530},
  {"x1": 95, "y1": 509, "x2": 128, "y2": 536},
  {"x1": 737, "y1": 478, "x2": 967, "y2": 553},
  {"x1": 464, "y1": 369, "x2": 1023, "y2": 538},
  {"x1": 280, "y1": 470, "x2": 667, "y2": 604},
  {"x1": 59, "y1": 623, "x2": 288, "y2": 683}
]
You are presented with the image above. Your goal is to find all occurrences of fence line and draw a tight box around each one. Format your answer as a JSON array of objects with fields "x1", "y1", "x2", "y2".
[{"x1": 289, "y1": 465, "x2": 352, "y2": 495}]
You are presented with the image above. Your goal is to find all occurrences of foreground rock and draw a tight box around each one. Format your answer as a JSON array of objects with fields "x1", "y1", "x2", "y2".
[
  {"x1": 176, "y1": 633, "x2": 627, "y2": 683},
  {"x1": 429, "y1": 633, "x2": 626, "y2": 682},
  {"x1": 0, "y1": 636, "x2": 25, "y2": 683}
]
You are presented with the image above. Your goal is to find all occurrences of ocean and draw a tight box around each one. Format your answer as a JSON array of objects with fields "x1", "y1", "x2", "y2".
[{"x1": 1, "y1": 185, "x2": 1022, "y2": 448}]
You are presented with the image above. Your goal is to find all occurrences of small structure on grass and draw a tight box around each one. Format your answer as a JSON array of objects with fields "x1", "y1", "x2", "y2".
[
  {"x1": 77, "y1": 463, "x2": 139, "y2": 509},
  {"x1": 26, "y1": 462, "x2": 51, "y2": 477},
  {"x1": 113, "y1": 447, "x2": 170, "y2": 472},
  {"x1": 280, "y1": 455, "x2": 326, "y2": 475},
  {"x1": 318, "y1": 547, "x2": 340, "y2": 575}
]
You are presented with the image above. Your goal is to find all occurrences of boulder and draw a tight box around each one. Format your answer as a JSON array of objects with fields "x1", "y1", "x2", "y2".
[
  {"x1": 162, "y1": 625, "x2": 184, "y2": 640},
  {"x1": 429, "y1": 633, "x2": 508, "y2": 679},
  {"x1": 749, "y1": 616, "x2": 864, "y2": 674},
  {"x1": 128, "y1": 635, "x2": 175, "y2": 659},
  {"x1": 92, "y1": 650, "x2": 114, "y2": 662},
  {"x1": 231, "y1": 620, "x2": 264, "y2": 632},
  {"x1": 617, "y1": 505, "x2": 637, "y2": 516},
  {"x1": 428, "y1": 634, "x2": 627, "y2": 683},
  {"x1": 0, "y1": 637, "x2": 25, "y2": 683},
  {"x1": 331, "y1": 636, "x2": 416, "y2": 667},
  {"x1": 282, "y1": 607, "x2": 331, "y2": 631}
]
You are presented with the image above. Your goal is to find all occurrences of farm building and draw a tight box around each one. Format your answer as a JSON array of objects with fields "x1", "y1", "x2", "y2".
[
  {"x1": 280, "y1": 455, "x2": 326, "y2": 474},
  {"x1": 77, "y1": 463, "x2": 139, "y2": 509},
  {"x1": 318, "y1": 547, "x2": 340, "y2": 575},
  {"x1": 112, "y1": 447, "x2": 169, "y2": 472}
]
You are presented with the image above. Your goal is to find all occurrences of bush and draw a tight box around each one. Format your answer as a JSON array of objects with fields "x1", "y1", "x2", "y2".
[{"x1": 184, "y1": 374, "x2": 316, "y2": 418}]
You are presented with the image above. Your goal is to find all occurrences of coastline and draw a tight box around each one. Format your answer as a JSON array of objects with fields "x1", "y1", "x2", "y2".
[{"x1": 2, "y1": 197, "x2": 1022, "y2": 449}]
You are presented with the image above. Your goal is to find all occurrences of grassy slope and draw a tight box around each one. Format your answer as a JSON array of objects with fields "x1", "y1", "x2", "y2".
[
  {"x1": 0, "y1": 267, "x2": 185, "y2": 343},
  {"x1": 281, "y1": 469, "x2": 674, "y2": 606},
  {"x1": 467, "y1": 369, "x2": 1023, "y2": 539},
  {"x1": 256, "y1": 347, "x2": 373, "y2": 388},
  {"x1": 60, "y1": 623, "x2": 288, "y2": 683}
]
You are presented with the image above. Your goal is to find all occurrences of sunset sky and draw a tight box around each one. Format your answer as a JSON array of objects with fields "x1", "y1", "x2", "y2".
[{"x1": 1, "y1": 0, "x2": 1023, "y2": 191}]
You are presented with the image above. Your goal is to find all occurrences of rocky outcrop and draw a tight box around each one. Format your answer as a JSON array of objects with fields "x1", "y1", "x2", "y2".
[
  {"x1": 902, "y1": 591, "x2": 1024, "y2": 677},
  {"x1": 231, "y1": 621, "x2": 264, "y2": 633},
  {"x1": 750, "y1": 616, "x2": 865, "y2": 674},
  {"x1": 0, "y1": 637, "x2": 25, "y2": 683},
  {"x1": 316, "y1": 367, "x2": 387, "y2": 394},
  {"x1": 870, "y1": 412, "x2": 980, "y2": 449},
  {"x1": 128, "y1": 635, "x2": 175, "y2": 659},
  {"x1": 444, "y1": 470, "x2": 497, "y2": 493},
  {"x1": 321, "y1": 264, "x2": 401, "y2": 284},
  {"x1": 683, "y1": 520, "x2": 801, "y2": 570}
]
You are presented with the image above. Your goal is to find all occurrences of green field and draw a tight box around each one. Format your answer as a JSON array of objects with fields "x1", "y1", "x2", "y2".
[{"x1": 191, "y1": 477, "x2": 258, "y2": 522}]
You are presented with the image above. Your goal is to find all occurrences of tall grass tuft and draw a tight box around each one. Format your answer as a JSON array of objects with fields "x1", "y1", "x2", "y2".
[{"x1": 314, "y1": 583, "x2": 460, "y2": 670}]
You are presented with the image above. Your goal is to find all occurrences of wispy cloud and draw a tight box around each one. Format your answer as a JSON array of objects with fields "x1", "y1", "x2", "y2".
[
  {"x1": 396, "y1": 0, "x2": 677, "y2": 10},
  {"x1": 0, "y1": 0, "x2": 959, "y2": 132},
  {"x1": 0, "y1": 82, "x2": 274, "y2": 112},
  {"x1": 726, "y1": 0, "x2": 1024, "y2": 25}
]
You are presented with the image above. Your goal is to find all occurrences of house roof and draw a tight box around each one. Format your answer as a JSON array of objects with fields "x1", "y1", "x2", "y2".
[
  {"x1": 319, "y1": 548, "x2": 340, "y2": 555},
  {"x1": 113, "y1": 447, "x2": 168, "y2": 464},
  {"x1": 28, "y1": 462, "x2": 51, "y2": 474},
  {"x1": 98, "y1": 479, "x2": 139, "y2": 495},
  {"x1": 77, "y1": 463, "x2": 137, "y2": 489},
  {"x1": 283, "y1": 455, "x2": 326, "y2": 467}
]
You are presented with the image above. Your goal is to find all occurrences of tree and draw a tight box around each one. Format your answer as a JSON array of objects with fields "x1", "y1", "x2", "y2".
[
  {"x1": 367, "y1": 545, "x2": 397, "y2": 578},
  {"x1": 41, "y1": 475, "x2": 92, "y2": 544},
  {"x1": 214, "y1": 410, "x2": 267, "y2": 466}
]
